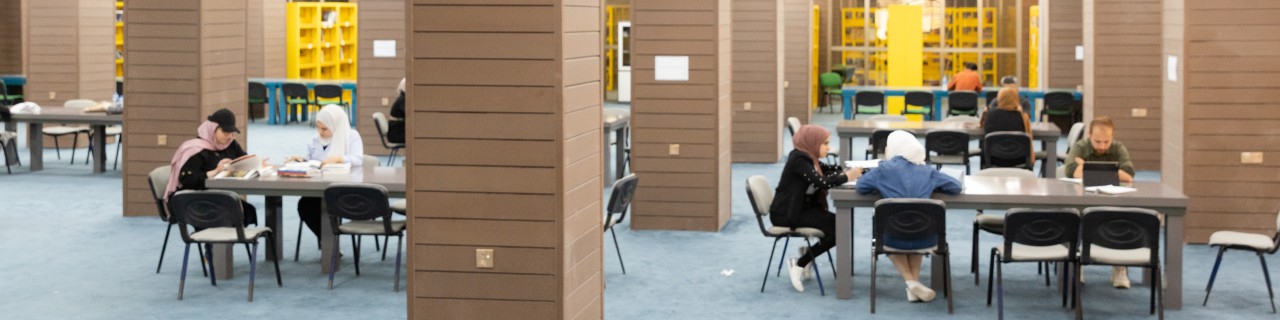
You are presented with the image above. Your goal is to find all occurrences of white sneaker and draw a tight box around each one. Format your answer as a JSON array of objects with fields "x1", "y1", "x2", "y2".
[
  {"x1": 786, "y1": 258, "x2": 806, "y2": 292},
  {"x1": 1111, "y1": 267, "x2": 1131, "y2": 289},
  {"x1": 906, "y1": 281, "x2": 936, "y2": 302},
  {"x1": 797, "y1": 246, "x2": 813, "y2": 281},
  {"x1": 906, "y1": 287, "x2": 921, "y2": 302}
]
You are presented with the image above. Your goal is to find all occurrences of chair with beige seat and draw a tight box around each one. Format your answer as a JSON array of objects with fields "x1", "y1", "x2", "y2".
[
  {"x1": 324, "y1": 183, "x2": 407, "y2": 291},
  {"x1": 43, "y1": 99, "x2": 94, "y2": 164},
  {"x1": 746, "y1": 175, "x2": 833, "y2": 295},
  {"x1": 169, "y1": 190, "x2": 282, "y2": 302},
  {"x1": 1202, "y1": 210, "x2": 1279, "y2": 313}
]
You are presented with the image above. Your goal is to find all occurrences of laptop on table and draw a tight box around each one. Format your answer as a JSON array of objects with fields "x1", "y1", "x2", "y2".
[{"x1": 1082, "y1": 161, "x2": 1120, "y2": 187}]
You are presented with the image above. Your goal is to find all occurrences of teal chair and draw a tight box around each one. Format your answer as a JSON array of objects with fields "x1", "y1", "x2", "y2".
[
  {"x1": 819, "y1": 72, "x2": 843, "y2": 114},
  {"x1": 853, "y1": 91, "x2": 886, "y2": 117},
  {"x1": 281, "y1": 83, "x2": 312, "y2": 124},
  {"x1": 247, "y1": 82, "x2": 267, "y2": 123},
  {"x1": 903, "y1": 91, "x2": 934, "y2": 119},
  {"x1": 0, "y1": 79, "x2": 22, "y2": 105}
]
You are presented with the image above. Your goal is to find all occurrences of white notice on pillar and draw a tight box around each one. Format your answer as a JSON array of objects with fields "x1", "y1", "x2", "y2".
[
  {"x1": 374, "y1": 40, "x2": 397, "y2": 58},
  {"x1": 654, "y1": 56, "x2": 689, "y2": 81},
  {"x1": 1167, "y1": 55, "x2": 1178, "y2": 82}
]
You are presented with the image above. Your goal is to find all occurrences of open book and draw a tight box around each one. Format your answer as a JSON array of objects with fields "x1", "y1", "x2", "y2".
[
  {"x1": 1085, "y1": 185, "x2": 1137, "y2": 195},
  {"x1": 214, "y1": 155, "x2": 263, "y2": 180}
]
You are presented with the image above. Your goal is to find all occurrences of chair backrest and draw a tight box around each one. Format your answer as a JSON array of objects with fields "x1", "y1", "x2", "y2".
[
  {"x1": 855, "y1": 91, "x2": 885, "y2": 106},
  {"x1": 64, "y1": 99, "x2": 96, "y2": 110},
  {"x1": 872, "y1": 198, "x2": 947, "y2": 250},
  {"x1": 818, "y1": 72, "x2": 842, "y2": 88},
  {"x1": 1080, "y1": 207, "x2": 1162, "y2": 266},
  {"x1": 248, "y1": 82, "x2": 267, "y2": 100},
  {"x1": 786, "y1": 117, "x2": 801, "y2": 136},
  {"x1": 984, "y1": 91, "x2": 998, "y2": 103},
  {"x1": 1044, "y1": 92, "x2": 1075, "y2": 111},
  {"x1": 606, "y1": 174, "x2": 639, "y2": 222},
  {"x1": 869, "y1": 129, "x2": 894, "y2": 159},
  {"x1": 974, "y1": 167, "x2": 1036, "y2": 178},
  {"x1": 746, "y1": 175, "x2": 779, "y2": 236},
  {"x1": 983, "y1": 131, "x2": 1033, "y2": 169},
  {"x1": 281, "y1": 83, "x2": 310, "y2": 98},
  {"x1": 324, "y1": 183, "x2": 395, "y2": 234},
  {"x1": 925, "y1": 129, "x2": 969, "y2": 157},
  {"x1": 115, "y1": 81, "x2": 124, "y2": 96},
  {"x1": 314, "y1": 84, "x2": 343, "y2": 99},
  {"x1": 371, "y1": 112, "x2": 394, "y2": 147},
  {"x1": 867, "y1": 115, "x2": 906, "y2": 122},
  {"x1": 147, "y1": 165, "x2": 172, "y2": 220},
  {"x1": 942, "y1": 115, "x2": 979, "y2": 124},
  {"x1": 1003, "y1": 208, "x2": 1081, "y2": 261},
  {"x1": 169, "y1": 190, "x2": 249, "y2": 242},
  {"x1": 948, "y1": 91, "x2": 979, "y2": 111},
  {"x1": 1066, "y1": 122, "x2": 1086, "y2": 149},
  {"x1": 904, "y1": 91, "x2": 933, "y2": 107}
]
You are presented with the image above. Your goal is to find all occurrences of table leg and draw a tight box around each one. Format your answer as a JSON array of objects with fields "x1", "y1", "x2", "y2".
[
  {"x1": 615, "y1": 127, "x2": 626, "y2": 180},
  {"x1": 836, "y1": 206, "x2": 854, "y2": 299},
  {"x1": 933, "y1": 94, "x2": 946, "y2": 121},
  {"x1": 320, "y1": 200, "x2": 340, "y2": 273},
  {"x1": 27, "y1": 122, "x2": 42, "y2": 171},
  {"x1": 91, "y1": 124, "x2": 106, "y2": 173},
  {"x1": 602, "y1": 127, "x2": 612, "y2": 185},
  {"x1": 349, "y1": 87, "x2": 358, "y2": 126},
  {"x1": 266, "y1": 84, "x2": 279, "y2": 125},
  {"x1": 212, "y1": 243, "x2": 234, "y2": 280},
  {"x1": 264, "y1": 196, "x2": 282, "y2": 261},
  {"x1": 1165, "y1": 215, "x2": 1184, "y2": 310},
  {"x1": 1045, "y1": 136, "x2": 1059, "y2": 178},
  {"x1": 839, "y1": 134, "x2": 852, "y2": 163},
  {"x1": 842, "y1": 90, "x2": 853, "y2": 120}
]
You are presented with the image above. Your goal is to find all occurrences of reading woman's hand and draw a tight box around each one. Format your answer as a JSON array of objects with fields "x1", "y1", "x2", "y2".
[
  {"x1": 215, "y1": 158, "x2": 232, "y2": 172},
  {"x1": 286, "y1": 156, "x2": 305, "y2": 163},
  {"x1": 322, "y1": 155, "x2": 344, "y2": 165},
  {"x1": 845, "y1": 167, "x2": 863, "y2": 180}
]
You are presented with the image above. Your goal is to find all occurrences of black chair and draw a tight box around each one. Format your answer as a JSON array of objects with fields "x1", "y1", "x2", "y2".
[
  {"x1": 985, "y1": 91, "x2": 999, "y2": 106},
  {"x1": 987, "y1": 208, "x2": 1081, "y2": 319},
  {"x1": 324, "y1": 183, "x2": 407, "y2": 291},
  {"x1": 169, "y1": 190, "x2": 282, "y2": 302},
  {"x1": 746, "y1": 175, "x2": 833, "y2": 295},
  {"x1": 983, "y1": 132, "x2": 1033, "y2": 169},
  {"x1": 1076, "y1": 207, "x2": 1164, "y2": 320},
  {"x1": 925, "y1": 129, "x2": 971, "y2": 174},
  {"x1": 864, "y1": 129, "x2": 893, "y2": 160},
  {"x1": 115, "y1": 80, "x2": 123, "y2": 97},
  {"x1": 948, "y1": 91, "x2": 980, "y2": 116},
  {"x1": 1042, "y1": 92, "x2": 1077, "y2": 123},
  {"x1": 604, "y1": 174, "x2": 638, "y2": 275},
  {"x1": 0, "y1": 131, "x2": 18, "y2": 174},
  {"x1": 281, "y1": 83, "x2": 312, "y2": 124},
  {"x1": 870, "y1": 198, "x2": 954, "y2": 314},
  {"x1": 1202, "y1": 210, "x2": 1279, "y2": 313},
  {"x1": 313, "y1": 84, "x2": 349, "y2": 126},
  {"x1": 969, "y1": 168, "x2": 1040, "y2": 285},
  {"x1": 854, "y1": 91, "x2": 886, "y2": 117},
  {"x1": 903, "y1": 91, "x2": 934, "y2": 119},
  {"x1": 148, "y1": 166, "x2": 207, "y2": 276},
  {"x1": 248, "y1": 82, "x2": 267, "y2": 123},
  {"x1": 0, "y1": 78, "x2": 23, "y2": 105},
  {"x1": 371, "y1": 112, "x2": 404, "y2": 166}
]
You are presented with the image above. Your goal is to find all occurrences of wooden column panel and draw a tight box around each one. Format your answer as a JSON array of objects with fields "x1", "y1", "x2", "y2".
[
  {"x1": 0, "y1": 0, "x2": 22, "y2": 74},
  {"x1": 122, "y1": 0, "x2": 248, "y2": 217},
  {"x1": 25, "y1": 0, "x2": 114, "y2": 106},
  {"x1": 783, "y1": 0, "x2": 813, "y2": 126},
  {"x1": 732, "y1": 0, "x2": 784, "y2": 163},
  {"x1": 405, "y1": 1, "x2": 603, "y2": 318},
  {"x1": 630, "y1": 0, "x2": 732, "y2": 231},
  {"x1": 1163, "y1": 0, "x2": 1280, "y2": 243},
  {"x1": 1084, "y1": 0, "x2": 1161, "y2": 170},
  {"x1": 1045, "y1": 0, "x2": 1083, "y2": 89},
  {"x1": 357, "y1": 0, "x2": 406, "y2": 157}
]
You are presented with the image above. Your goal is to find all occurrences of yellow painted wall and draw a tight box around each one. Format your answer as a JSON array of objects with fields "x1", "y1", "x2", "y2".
[{"x1": 887, "y1": 5, "x2": 923, "y2": 120}]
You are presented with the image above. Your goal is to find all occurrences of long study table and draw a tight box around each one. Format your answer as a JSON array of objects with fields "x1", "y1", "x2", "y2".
[
  {"x1": 840, "y1": 86, "x2": 1083, "y2": 121},
  {"x1": 837, "y1": 120, "x2": 1062, "y2": 177},
  {"x1": 830, "y1": 176, "x2": 1189, "y2": 309},
  {"x1": 3, "y1": 108, "x2": 122, "y2": 173}
]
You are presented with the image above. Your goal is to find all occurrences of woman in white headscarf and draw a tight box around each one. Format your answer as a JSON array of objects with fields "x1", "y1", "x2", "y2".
[
  {"x1": 290, "y1": 105, "x2": 364, "y2": 239},
  {"x1": 855, "y1": 130, "x2": 962, "y2": 303}
]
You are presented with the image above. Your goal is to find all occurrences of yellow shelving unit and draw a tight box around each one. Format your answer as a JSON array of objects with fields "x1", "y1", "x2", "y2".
[
  {"x1": 839, "y1": 7, "x2": 997, "y2": 86},
  {"x1": 286, "y1": 2, "x2": 357, "y2": 80},
  {"x1": 946, "y1": 8, "x2": 997, "y2": 83},
  {"x1": 115, "y1": 1, "x2": 124, "y2": 77}
]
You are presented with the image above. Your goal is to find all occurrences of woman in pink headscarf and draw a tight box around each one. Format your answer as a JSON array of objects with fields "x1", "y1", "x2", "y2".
[
  {"x1": 770, "y1": 124, "x2": 861, "y2": 293},
  {"x1": 165, "y1": 109, "x2": 257, "y2": 226}
]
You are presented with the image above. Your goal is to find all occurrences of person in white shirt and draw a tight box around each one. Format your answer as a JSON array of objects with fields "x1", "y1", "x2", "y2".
[{"x1": 290, "y1": 105, "x2": 364, "y2": 240}]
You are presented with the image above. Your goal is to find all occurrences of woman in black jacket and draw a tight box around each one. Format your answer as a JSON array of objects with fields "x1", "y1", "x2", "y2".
[
  {"x1": 769, "y1": 124, "x2": 860, "y2": 293},
  {"x1": 164, "y1": 109, "x2": 258, "y2": 226}
]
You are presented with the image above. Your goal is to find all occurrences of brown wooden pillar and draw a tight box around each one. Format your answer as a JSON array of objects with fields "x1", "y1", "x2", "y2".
[
  {"x1": 357, "y1": 0, "x2": 406, "y2": 157},
  {"x1": 784, "y1": 0, "x2": 814, "y2": 126},
  {"x1": 122, "y1": 0, "x2": 248, "y2": 217},
  {"x1": 24, "y1": 0, "x2": 114, "y2": 106},
  {"x1": 629, "y1": 0, "x2": 733, "y2": 231},
  {"x1": 731, "y1": 0, "x2": 784, "y2": 163},
  {"x1": 1083, "y1": 0, "x2": 1161, "y2": 170},
  {"x1": 405, "y1": 1, "x2": 604, "y2": 318}
]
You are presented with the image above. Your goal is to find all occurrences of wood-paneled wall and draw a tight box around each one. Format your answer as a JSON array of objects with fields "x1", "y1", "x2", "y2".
[
  {"x1": 1164, "y1": 0, "x2": 1280, "y2": 243},
  {"x1": 0, "y1": 0, "x2": 22, "y2": 74},
  {"x1": 246, "y1": 0, "x2": 284, "y2": 78},
  {"x1": 783, "y1": 0, "x2": 812, "y2": 126},
  {"x1": 405, "y1": 1, "x2": 604, "y2": 318},
  {"x1": 732, "y1": 0, "x2": 784, "y2": 163},
  {"x1": 357, "y1": 0, "x2": 405, "y2": 157},
  {"x1": 122, "y1": 0, "x2": 248, "y2": 217},
  {"x1": 630, "y1": 0, "x2": 733, "y2": 231},
  {"x1": 1083, "y1": 0, "x2": 1161, "y2": 170},
  {"x1": 1045, "y1": 0, "x2": 1082, "y2": 89},
  {"x1": 25, "y1": 0, "x2": 114, "y2": 106}
]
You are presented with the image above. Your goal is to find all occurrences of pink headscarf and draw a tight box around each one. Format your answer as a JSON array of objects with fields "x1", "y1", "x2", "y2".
[
  {"x1": 164, "y1": 121, "x2": 233, "y2": 201},
  {"x1": 792, "y1": 125, "x2": 830, "y2": 175}
]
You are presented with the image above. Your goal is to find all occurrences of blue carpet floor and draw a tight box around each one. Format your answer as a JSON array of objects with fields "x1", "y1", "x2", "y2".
[{"x1": 0, "y1": 110, "x2": 1275, "y2": 319}]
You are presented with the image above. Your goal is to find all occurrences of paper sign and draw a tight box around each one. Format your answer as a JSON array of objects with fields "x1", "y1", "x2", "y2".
[
  {"x1": 654, "y1": 56, "x2": 689, "y2": 81},
  {"x1": 374, "y1": 40, "x2": 397, "y2": 58},
  {"x1": 1075, "y1": 45, "x2": 1084, "y2": 61},
  {"x1": 1167, "y1": 55, "x2": 1178, "y2": 82}
]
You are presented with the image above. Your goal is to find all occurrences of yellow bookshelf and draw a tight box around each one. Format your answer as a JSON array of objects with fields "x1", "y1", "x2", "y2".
[
  {"x1": 946, "y1": 8, "x2": 997, "y2": 83},
  {"x1": 115, "y1": 1, "x2": 124, "y2": 77},
  {"x1": 286, "y1": 2, "x2": 357, "y2": 80},
  {"x1": 839, "y1": 7, "x2": 997, "y2": 86}
]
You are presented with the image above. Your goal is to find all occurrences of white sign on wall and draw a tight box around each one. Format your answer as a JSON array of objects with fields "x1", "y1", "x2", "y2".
[
  {"x1": 1167, "y1": 55, "x2": 1178, "y2": 82},
  {"x1": 373, "y1": 40, "x2": 397, "y2": 58},
  {"x1": 654, "y1": 56, "x2": 690, "y2": 81}
]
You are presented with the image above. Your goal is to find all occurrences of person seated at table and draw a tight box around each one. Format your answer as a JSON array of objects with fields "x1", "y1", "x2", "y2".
[
  {"x1": 773, "y1": 125, "x2": 858, "y2": 293},
  {"x1": 386, "y1": 78, "x2": 406, "y2": 144},
  {"x1": 289, "y1": 105, "x2": 365, "y2": 240},
  {"x1": 947, "y1": 62, "x2": 982, "y2": 92},
  {"x1": 1065, "y1": 116, "x2": 1137, "y2": 288},
  {"x1": 985, "y1": 76, "x2": 1030, "y2": 112},
  {"x1": 981, "y1": 87, "x2": 1035, "y2": 167},
  {"x1": 165, "y1": 108, "x2": 258, "y2": 227},
  {"x1": 856, "y1": 130, "x2": 963, "y2": 302}
]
